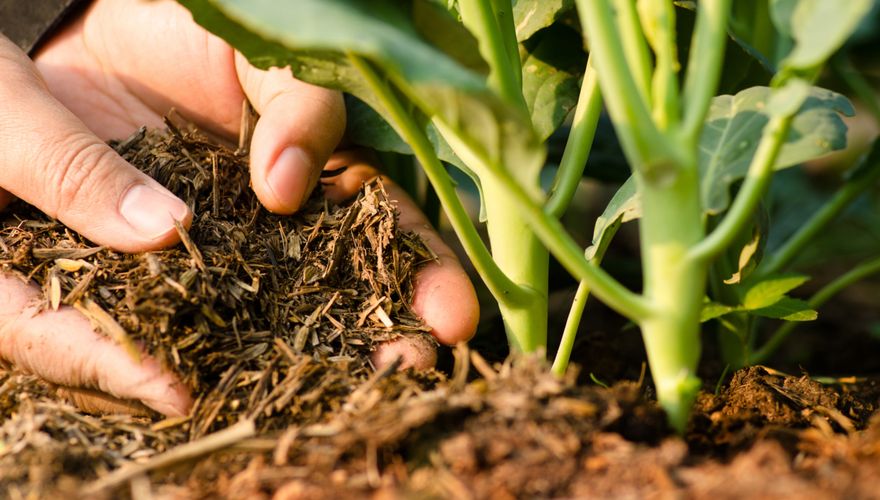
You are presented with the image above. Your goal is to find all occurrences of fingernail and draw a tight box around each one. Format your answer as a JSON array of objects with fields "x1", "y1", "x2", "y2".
[
  {"x1": 267, "y1": 146, "x2": 315, "y2": 210},
  {"x1": 119, "y1": 184, "x2": 190, "y2": 240}
]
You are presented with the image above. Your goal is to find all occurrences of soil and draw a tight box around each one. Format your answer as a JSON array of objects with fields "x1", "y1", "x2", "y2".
[{"x1": 2, "y1": 125, "x2": 880, "y2": 499}]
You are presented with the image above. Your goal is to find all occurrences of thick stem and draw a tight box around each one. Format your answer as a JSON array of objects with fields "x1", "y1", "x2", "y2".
[
  {"x1": 546, "y1": 57, "x2": 602, "y2": 218},
  {"x1": 637, "y1": 167, "x2": 706, "y2": 432},
  {"x1": 482, "y1": 176, "x2": 550, "y2": 352},
  {"x1": 484, "y1": 162, "x2": 653, "y2": 321},
  {"x1": 430, "y1": 118, "x2": 653, "y2": 321}
]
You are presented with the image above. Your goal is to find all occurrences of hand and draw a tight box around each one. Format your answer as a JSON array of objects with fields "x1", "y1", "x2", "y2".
[{"x1": 0, "y1": 0, "x2": 478, "y2": 417}]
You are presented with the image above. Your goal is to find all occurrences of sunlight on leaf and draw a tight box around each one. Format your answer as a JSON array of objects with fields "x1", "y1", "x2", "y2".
[
  {"x1": 700, "y1": 85, "x2": 852, "y2": 215},
  {"x1": 742, "y1": 274, "x2": 809, "y2": 310},
  {"x1": 772, "y1": 0, "x2": 872, "y2": 72},
  {"x1": 513, "y1": 0, "x2": 575, "y2": 41}
]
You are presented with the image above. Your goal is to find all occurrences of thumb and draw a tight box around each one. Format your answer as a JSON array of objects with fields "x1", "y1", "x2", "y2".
[
  {"x1": 0, "y1": 36, "x2": 191, "y2": 253},
  {"x1": 235, "y1": 53, "x2": 346, "y2": 214},
  {"x1": 0, "y1": 273, "x2": 192, "y2": 417}
]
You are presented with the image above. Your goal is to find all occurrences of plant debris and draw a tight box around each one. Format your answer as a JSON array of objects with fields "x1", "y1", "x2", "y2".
[{"x1": 0, "y1": 121, "x2": 437, "y2": 438}]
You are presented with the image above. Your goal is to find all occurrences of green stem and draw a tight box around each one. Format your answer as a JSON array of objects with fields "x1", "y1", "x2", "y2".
[
  {"x1": 612, "y1": 0, "x2": 653, "y2": 105},
  {"x1": 637, "y1": 166, "x2": 706, "y2": 433},
  {"x1": 459, "y1": 0, "x2": 526, "y2": 111},
  {"x1": 760, "y1": 146, "x2": 880, "y2": 276},
  {"x1": 681, "y1": 0, "x2": 732, "y2": 143},
  {"x1": 490, "y1": 0, "x2": 521, "y2": 86},
  {"x1": 546, "y1": 57, "x2": 602, "y2": 218},
  {"x1": 690, "y1": 114, "x2": 794, "y2": 262},
  {"x1": 474, "y1": 155, "x2": 653, "y2": 322},
  {"x1": 423, "y1": 179, "x2": 441, "y2": 229},
  {"x1": 482, "y1": 176, "x2": 549, "y2": 352},
  {"x1": 575, "y1": 0, "x2": 677, "y2": 171},
  {"x1": 551, "y1": 220, "x2": 620, "y2": 376},
  {"x1": 639, "y1": 0, "x2": 681, "y2": 129},
  {"x1": 751, "y1": 255, "x2": 880, "y2": 363},
  {"x1": 347, "y1": 54, "x2": 527, "y2": 304}
]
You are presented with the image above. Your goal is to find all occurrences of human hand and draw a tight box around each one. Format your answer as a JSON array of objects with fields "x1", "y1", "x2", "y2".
[{"x1": 0, "y1": 0, "x2": 478, "y2": 417}]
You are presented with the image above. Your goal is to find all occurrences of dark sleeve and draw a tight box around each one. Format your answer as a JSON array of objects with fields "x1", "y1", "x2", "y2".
[{"x1": 0, "y1": 0, "x2": 90, "y2": 55}]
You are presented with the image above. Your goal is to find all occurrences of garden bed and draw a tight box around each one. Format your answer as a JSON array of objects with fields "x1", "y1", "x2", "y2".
[{"x1": 2, "y1": 127, "x2": 880, "y2": 499}]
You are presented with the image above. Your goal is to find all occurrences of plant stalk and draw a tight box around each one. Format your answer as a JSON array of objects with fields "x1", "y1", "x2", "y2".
[
  {"x1": 546, "y1": 57, "x2": 602, "y2": 218},
  {"x1": 637, "y1": 166, "x2": 706, "y2": 433},
  {"x1": 612, "y1": 0, "x2": 653, "y2": 105},
  {"x1": 574, "y1": 0, "x2": 678, "y2": 171},
  {"x1": 552, "y1": 220, "x2": 620, "y2": 376},
  {"x1": 690, "y1": 114, "x2": 795, "y2": 263},
  {"x1": 638, "y1": 0, "x2": 681, "y2": 129},
  {"x1": 682, "y1": 0, "x2": 732, "y2": 142},
  {"x1": 483, "y1": 175, "x2": 550, "y2": 351},
  {"x1": 468, "y1": 150, "x2": 653, "y2": 321},
  {"x1": 459, "y1": 0, "x2": 526, "y2": 111},
  {"x1": 348, "y1": 54, "x2": 527, "y2": 305}
]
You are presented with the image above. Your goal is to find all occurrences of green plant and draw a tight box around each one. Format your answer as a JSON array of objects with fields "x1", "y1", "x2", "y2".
[{"x1": 177, "y1": 0, "x2": 871, "y2": 431}]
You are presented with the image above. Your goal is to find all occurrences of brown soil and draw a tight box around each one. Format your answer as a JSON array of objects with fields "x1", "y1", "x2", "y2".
[{"x1": 2, "y1": 126, "x2": 880, "y2": 499}]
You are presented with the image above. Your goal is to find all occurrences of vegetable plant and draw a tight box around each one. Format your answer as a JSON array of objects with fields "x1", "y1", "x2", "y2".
[{"x1": 177, "y1": 0, "x2": 872, "y2": 431}]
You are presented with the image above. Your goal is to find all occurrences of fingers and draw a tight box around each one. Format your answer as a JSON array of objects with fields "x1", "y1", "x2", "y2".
[
  {"x1": 323, "y1": 150, "x2": 480, "y2": 346},
  {"x1": 235, "y1": 53, "x2": 346, "y2": 214},
  {"x1": 56, "y1": 386, "x2": 152, "y2": 417},
  {"x1": 370, "y1": 336, "x2": 438, "y2": 371},
  {"x1": 0, "y1": 273, "x2": 192, "y2": 417},
  {"x1": 0, "y1": 36, "x2": 191, "y2": 253}
]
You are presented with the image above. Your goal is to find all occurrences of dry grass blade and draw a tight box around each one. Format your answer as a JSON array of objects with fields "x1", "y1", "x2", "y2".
[
  {"x1": 82, "y1": 419, "x2": 256, "y2": 495},
  {"x1": 73, "y1": 297, "x2": 141, "y2": 363}
]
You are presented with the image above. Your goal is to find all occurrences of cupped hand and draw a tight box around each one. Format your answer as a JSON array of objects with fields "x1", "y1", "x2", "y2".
[{"x1": 0, "y1": 0, "x2": 478, "y2": 417}]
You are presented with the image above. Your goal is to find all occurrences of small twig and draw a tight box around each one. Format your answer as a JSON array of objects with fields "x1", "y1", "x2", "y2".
[
  {"x1": 173, "y1": 219, "x2": 206, "y2": 272},
  {"x1": 211, "y1": 153, "x2": 220, "y2": 218},
  {"x1": 82, "y1": 419, "x2": 256, "y2": 495},
  {"x1": 74, "y1": 297, "x2": 140, "y2": 363}
]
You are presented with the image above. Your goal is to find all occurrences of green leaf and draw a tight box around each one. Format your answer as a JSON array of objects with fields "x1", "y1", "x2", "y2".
[
  {"x1": 742, "y1": 274, "x2": 809, "y2": 310},
  {"x1": 750, "y1": 297, "x2": 817, "y2": 321},
  {"x1": 513, "y1": 0, "x2": 575, "y2": 41},
  {"x1": 179, "y1": 0, "x2": 545, "y2": 211},
  {"x1": 412, "y1": 1, "x2": 488, "y2": 74},
  {"x1": 728, "y1": 0, "x2": 789, "y2": 72},
  {"x1": 772, "y1": 0, "x2": 873, "y2": 72},
  {"x1": 586, "y1": 176, "x2": 640, "y2": 258},
  {"x1": 345, "y1": 95, "x2": 491, "y2": 221},
  {"x1": 701, "y1": 301, "x2": 738, "y2": 322},
  {"x1": 345, "y1": 95, "x2": 464, "y2": 166},
  {"x1": 520, "y1": 24, "x2": 586, "y2": 141},
  {"x1": 723, "y1": 229, "x2": 762, "y2": 285},
  {"x1": 727, "y1": 0, "x2": 871, "y2": 75},
  {"x1": 700, "y1": 85, "x2": 853, "y2": 215},
  {"x1": 589, "y1": 84, "x2": 850, "y2": 256},
  {"x1": 196, "y1": 0, "x2": 484, "y2": 90}
]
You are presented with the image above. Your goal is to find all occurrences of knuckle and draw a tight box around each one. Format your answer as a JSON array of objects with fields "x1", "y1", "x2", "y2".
[{"x1": 42, "y1": 134, "x2": 118, "y2": 218}]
